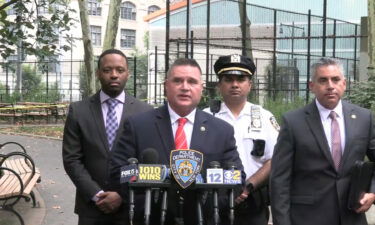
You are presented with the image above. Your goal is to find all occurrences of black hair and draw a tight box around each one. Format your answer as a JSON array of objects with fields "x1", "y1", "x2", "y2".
[
  {"x1": 166, "y1": 58, "x2": 202, "y2": 78},
  {"x1": 97, "y1": 49, "x2": 128, "y2": 69}
]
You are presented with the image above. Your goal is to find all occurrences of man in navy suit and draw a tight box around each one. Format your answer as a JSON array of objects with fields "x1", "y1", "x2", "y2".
[
  {"x1": 110, "y1": 58, "x2": 244, "y2": 225},
  {"x1": 63, "y1": 49, "x2": 152, "y2": 225},
  {"x1": 270, "y1": 57, "x2": 375, "y2": 225}
]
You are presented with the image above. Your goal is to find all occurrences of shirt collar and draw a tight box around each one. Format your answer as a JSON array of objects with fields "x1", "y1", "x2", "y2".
[
  {"x1": 167, "y1": 103, "x2": 196, "y2": 124},
  {"x1": 218, "y1": 101, "x2": 251, "y2": 116},
  {"x1": 100, "y1": 90, "x2": 125, "y2": 104},
  {"x1": 315, "y1": 99, "x2": 343, "y2": 120}
]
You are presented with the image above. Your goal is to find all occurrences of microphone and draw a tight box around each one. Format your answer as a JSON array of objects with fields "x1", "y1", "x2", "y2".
[
  {"x1": 139, "y1": 148, "x2": 159, "y2": 225},
  {"x1": 127, "y1": 158, "x2": 138, "y2": 225},
  {"x1": 224, "y1": 162, "x2": 238, "y2": 225},
  {"x1": 208, "y1": 161, "x2": 221, "y2": 225}
]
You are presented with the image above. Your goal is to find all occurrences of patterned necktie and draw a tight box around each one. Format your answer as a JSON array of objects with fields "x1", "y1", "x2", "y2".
[
  {"x1": 106, "y1": 98, "x2": 119, "y2": 150},
  {"x1": 329, "y1": 111, "x2": 342, "y2": 170},
  {"x1": 175, "y1": 118, "x2": 188, "y2": 149}
]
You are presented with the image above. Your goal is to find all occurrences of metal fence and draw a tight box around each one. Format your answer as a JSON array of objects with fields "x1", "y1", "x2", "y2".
[{"x1": 0, "y1": 0, "x2": 362, "y2": 106}]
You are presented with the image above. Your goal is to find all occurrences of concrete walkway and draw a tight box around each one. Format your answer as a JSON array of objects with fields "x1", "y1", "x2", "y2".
[
  {"x1": 0, "y1": 133, "x2": 374, "y2": 225},
  {"x1": 0, "y1": 134, "x2": 78, "y2": 225}
]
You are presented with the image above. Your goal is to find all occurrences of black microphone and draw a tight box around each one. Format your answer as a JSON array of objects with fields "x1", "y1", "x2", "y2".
[
  {"x1": 224, "y1": 162, "x2": 237, "y2": 225},
  {"x1": 208, "y1": 161, "x2": 221, "y2": 225},
  {"x1": 127, "y1": 158, "x2": 138, "y2": 225},
  {"x1": 139, "y1": 148, "x2": 159, "y2": 225}
]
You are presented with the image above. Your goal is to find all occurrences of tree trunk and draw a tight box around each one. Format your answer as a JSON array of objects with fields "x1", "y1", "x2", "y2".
[
  {"x1": 78, "y1": 0, "x2": 95, "y2": 96},
  {"x1": 103, "y1": 0, "x2": 122, "y2": 50},
  {"x1": 368, "y1": 0, "x2": 375, "y2": 81},
  {"x1": 238, "y1": 0, "x2": 253, "y2": 60}
]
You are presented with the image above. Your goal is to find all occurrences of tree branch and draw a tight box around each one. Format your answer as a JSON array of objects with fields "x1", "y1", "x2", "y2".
[{"x1": 0, "y1": 0, "x2": 19, "y2": 11}]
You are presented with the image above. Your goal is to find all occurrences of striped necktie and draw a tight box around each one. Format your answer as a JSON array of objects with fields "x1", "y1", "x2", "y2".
[{"x1": 175, "y1": 118, "x2": 188, "y2": 149}]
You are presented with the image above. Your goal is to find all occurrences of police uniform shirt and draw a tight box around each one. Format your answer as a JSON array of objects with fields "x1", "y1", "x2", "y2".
[{"x1": 204, "y1": 102, "x2": 279, "y2": 179}]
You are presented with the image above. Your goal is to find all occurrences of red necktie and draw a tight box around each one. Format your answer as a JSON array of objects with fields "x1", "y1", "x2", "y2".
[
  {"x1": 175, "y1": 118, "x2": 188, "y2": 149},
  {"x1": 329, "y1": 111, "x2": 342, "y2": 170}
]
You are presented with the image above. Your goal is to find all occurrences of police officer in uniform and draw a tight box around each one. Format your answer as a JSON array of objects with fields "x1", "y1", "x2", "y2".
[{"x1": 204, "y1": 54, "x2": 279, "y2": 225}]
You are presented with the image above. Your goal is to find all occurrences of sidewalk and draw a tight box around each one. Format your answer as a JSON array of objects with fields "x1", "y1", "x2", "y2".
[
  {"x1": 0, "y1": 133, "x2": 78, "y2": 225},
  {"x1": 0, "y1": 133, "x2": 374, "y2": 225}
]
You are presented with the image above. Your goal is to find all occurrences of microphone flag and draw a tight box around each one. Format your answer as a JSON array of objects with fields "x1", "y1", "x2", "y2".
[{"x1": 170, "y1": 149, "x2": 203, "y2": 189}]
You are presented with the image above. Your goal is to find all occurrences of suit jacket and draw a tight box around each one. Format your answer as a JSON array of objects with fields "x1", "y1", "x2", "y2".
[
  {"x1": 270, "y1": 100, "x2": 375, "y2": 225},
  {"x1": 110, "y1": 104, "x2": 244, "y2": 225},
  {"x1": 62, "y1": 91, "x2": 152, "y2": 219}
]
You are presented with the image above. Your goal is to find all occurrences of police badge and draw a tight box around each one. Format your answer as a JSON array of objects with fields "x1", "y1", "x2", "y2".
[{"x1": 170, "y1": 149, "x2": 203, "y2": 189}]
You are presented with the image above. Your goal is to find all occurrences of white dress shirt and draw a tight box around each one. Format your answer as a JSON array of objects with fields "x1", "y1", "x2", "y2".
[{"x1": 168, "y1": 103, "x2": 196, "y2": 149}]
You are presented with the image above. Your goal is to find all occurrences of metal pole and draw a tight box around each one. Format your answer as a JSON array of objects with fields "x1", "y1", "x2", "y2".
[
  {"x1": 154, "y1": 46, "x2": 158, "y2": 105},
  {"x1": 272, "y1": 10, "x2": 277, "y2": 100},
  {"x1": 322, "y1": 0, "x2": 327, "y2": 56},
  {"x1": 205, "y1": 0, "x2": 210, "y2": 83},
  {"x1": 353, "y1": 24, "x2": 358, "y2": 81},
  {"x1": 133, "y1": 57, "x2": 137, "y2": 97},
  {"x1": 70, "y1": 35, "x2": 73, "y2": 102},
  {"x1": 190, "y1": 30, "x2": 194, "y2": 59},
  {"x1": 291, "y1": 21, "x2": 295, "y2": 66},
  {"x1": 306, "y1": 10, "x2": 311, "y2": 104},
  {"x1": 241, "y1": 0, "x2": 247, "y2": 56},
  {"x1": 333, "y1": 20, "x2": 336, "y2": 57},
  {"x1": 165, "y1": 0, "x2": 170, "y2": 75},
  {"x1": 185, "y1": 0, "x2": 191, "y2": 58}
]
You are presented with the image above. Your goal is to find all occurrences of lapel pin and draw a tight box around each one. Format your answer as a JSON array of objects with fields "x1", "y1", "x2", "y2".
[
  {"x1": 200, "y1": 126, "x2": 206, "y2": 132},
  {"x1": 351, "y1": 114, "x2": 357, "y2": 119}
]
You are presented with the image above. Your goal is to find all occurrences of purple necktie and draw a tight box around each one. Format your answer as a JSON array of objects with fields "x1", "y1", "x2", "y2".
[
  {"x1": 329, "y1": 111, "x2": 342, "y2": 170},
  {"x1": 106, "y1": 98, "x2": 119, "y2": 150}
]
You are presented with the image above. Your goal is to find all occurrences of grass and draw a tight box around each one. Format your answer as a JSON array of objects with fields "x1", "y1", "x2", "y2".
[{"x1": 0, "y1": 125, "x2": 64, "y2": 139}]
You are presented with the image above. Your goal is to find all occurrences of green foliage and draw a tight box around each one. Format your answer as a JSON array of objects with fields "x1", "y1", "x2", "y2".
[
  {"x1": 127, "y1": 50, "x2": 149, "y2": 101},
  {"x1": 346, "y1": 77, "x2": 375, "y2": 113},
  {"x1": 0, "y1": 0, "x2": 76, "y2": 60},
  {"x1": 263, "y1": 96, "x2": 306, "y2": 124}
]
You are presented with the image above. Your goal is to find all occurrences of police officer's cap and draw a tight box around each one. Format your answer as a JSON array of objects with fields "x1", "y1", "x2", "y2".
[{"x1": 214, "y1": 54, "x2": 256, "y2": 77}]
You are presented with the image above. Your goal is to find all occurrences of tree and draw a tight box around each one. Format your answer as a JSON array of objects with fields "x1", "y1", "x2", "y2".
[
  {"x1": 0, "y1": 0, "x2": 75, "y2": 60},
  {"x1": 103, "y1": 0, "x2": 122, "y2": 50},
  {"x1": 347, "y1": 0, "x2": 375, "y2": 112},
  {"x1": 77, "y1": 0, "x2": 96, "y2": 97},
  {"x1": 238, "y1": 0, "x2": 254, "y2": 60}
]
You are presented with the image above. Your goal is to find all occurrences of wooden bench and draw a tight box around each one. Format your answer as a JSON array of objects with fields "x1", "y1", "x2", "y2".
[{"x1": 0, "y1": 142, "x2": 41, "y2": 225}]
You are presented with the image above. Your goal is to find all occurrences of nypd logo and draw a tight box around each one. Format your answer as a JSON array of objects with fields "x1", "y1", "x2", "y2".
[{"x1": 170, "y1": 149, "x2": 203, "y2": 189}]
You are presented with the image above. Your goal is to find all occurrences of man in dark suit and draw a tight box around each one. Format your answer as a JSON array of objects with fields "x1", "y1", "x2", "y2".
[
  {"x1": 62, "y1": 49, "x2": 152, "y2": 225},
  {"x1": 110, "y1": 58, "x2": 244, "y2": 225},
  {"x1": 270, "y1": 57, "x2": 375, "y2": 225}
]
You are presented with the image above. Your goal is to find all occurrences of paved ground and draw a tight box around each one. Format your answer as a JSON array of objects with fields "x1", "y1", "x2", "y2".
[
  {"x1": 0, "y1": 134, "x2": 78, "y2": 225},
  {"x1": 0, "y1": 133, "x2": 374, "y2": 225}
]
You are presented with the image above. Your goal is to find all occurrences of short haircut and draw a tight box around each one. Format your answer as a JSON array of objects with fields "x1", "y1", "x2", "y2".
[
  {"x1": 166, "y1": 58, "x2": 202, "y2": 78},
  {"x1": 97, "y1": 49, "x2": 128, "y2": 69},
  {"x1": 310, "y1": 57, "x2": 345, "y2": 81}
]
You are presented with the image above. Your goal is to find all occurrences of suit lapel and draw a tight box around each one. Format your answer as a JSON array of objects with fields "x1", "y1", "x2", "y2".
[
  {"x1": 89, "y1": 92, "x2": 109, "y2": 152},
  {"x1": 190, "y1": 110, "x2": 208, "y2": 152},
  {"x1": 340, "y1": 101, "x2": 356, "y2": 169},
  {"x1": 305, "y1": 102, "x2": 335, "y2": 167},
  {"x1": 154, "y1": 105, "x2": 175, "y2": 156}
]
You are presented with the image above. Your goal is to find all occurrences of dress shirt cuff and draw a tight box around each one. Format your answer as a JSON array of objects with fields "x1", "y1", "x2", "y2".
[{"x1": 92, "y1": 190, "x2": 104, "y2": 202}]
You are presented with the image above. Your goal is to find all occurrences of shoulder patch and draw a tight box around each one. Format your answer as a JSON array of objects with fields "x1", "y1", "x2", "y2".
[{"x1": 270, "y1": 116, "x2": 280, "y2": 132}]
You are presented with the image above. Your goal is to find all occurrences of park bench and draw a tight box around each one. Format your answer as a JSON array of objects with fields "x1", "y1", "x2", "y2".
[{"x1": 0, "y1": 142, "x2": 41, "y2": 225}]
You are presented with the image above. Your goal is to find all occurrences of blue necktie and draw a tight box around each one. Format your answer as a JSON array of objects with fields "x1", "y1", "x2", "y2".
[{"x1": 106, "y1": 98, "x2": 119, "y2": 150}]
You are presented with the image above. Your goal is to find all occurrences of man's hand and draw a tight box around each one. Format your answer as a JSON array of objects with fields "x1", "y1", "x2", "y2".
[
  {"x1": 235, "y1": 188, "x2": 249, "y2": 205},
  {"x1": 95, "y1": 191, "x2": 122, "y2": 214},
  {"x1": 355, "y1": 193, "x2": 375, "y2": 213}
]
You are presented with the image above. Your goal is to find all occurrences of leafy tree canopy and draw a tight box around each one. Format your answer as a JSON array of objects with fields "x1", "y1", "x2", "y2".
[{"x1": 0, "y1": 0, "x2": 76, "y2": 61}]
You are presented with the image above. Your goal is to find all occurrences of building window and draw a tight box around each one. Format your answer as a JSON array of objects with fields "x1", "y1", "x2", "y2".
[
  {"x1": 6, "y1": 0, "x2": 16, "y2": 15},
  {"x1": 88, "y1": 0, "x2": 101, "y2": 16},
  {"x1": 120, "y1": 2, "x2": 136, "y2": 20},
  {"x1": 148, "y1": 5, "x2": 160, "y2": 14},
  {"x1": 37, "y1": 0, "x2": 49, "y2": 14},
  {"x1": 120, "y1": 29, "x2": 136, "y2": 48},
  {"x1": 90, "y1": 26, "x2": 101, "y2": 46}
]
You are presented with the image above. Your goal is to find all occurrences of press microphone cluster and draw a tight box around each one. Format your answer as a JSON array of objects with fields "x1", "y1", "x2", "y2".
[{"x1": 120, "y1": 148, "x2": 242, "y2": 225}]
